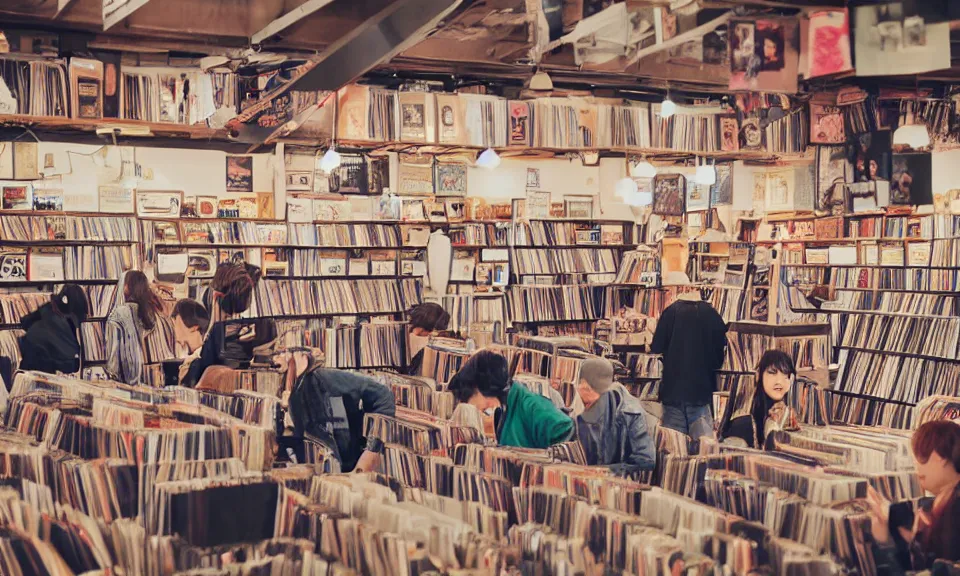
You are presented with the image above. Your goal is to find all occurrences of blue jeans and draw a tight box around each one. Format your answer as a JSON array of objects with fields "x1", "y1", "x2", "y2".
[{"x1": 661, "y1": 403, "x2": 714, "y2": 440}]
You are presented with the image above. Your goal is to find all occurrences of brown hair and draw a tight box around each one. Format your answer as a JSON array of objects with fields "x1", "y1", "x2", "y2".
[
  {"x1": 409, "y1": 302, "x2": 450, "y2": 332},
  {"x1": 912, "y1": 420, "x2": 960, "y2": 471},
  {"x1": 210, "y1": 263, "x2": 261, "y2": 316},
  {"x1": 912, "y1": 420, "x2": 960, "y2": 558},
  {"x1": 124, "y1": 271, "x2": 164, "y2": 330},
  {"x1": 172, "y1": 299, "x2": 210, "y2": 334}
]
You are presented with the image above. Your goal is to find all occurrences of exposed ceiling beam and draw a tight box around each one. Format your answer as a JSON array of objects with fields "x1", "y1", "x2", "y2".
[
  {"x1": 54, "y1": 0, "x2": 77, "y2": 18},
  {"x1": 289, "y1": 0, "x2": 464, "y2": 92},
  {"x1": 236, "y1": 0, "x2": 464, "y2": 146},
  {"x1": 251, "y1": 0, "x2": 337, "y2": 45},
  {"x1": 103, "y1": 0, "x2": 152, "y2": 31}
]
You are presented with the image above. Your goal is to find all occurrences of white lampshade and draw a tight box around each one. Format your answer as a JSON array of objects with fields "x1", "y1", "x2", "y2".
[
  {"x1": 660, "y1": 97, "x2": 677, "y2": 119},
  {"x1": 476, "y1": 148, "x2": 501, "y2": 169},
  {"x1": 893, "y1": 123, "x2": 930, "y2": 150},
  {"x1": 319, "y1": 148, "x2": 342, "y2": 172},
  {"x1": 615, "y1": 177, "x2": 639, "y2": 203},
  {"x1": 696, "y1": 164, "x2": 717, "y2": 186},
  {"x1": 636, "y1": 190, "x2": 653, "y2": 206},
  {"x1": 631, "y1": 159, "x2": 657, "y2": 179}
]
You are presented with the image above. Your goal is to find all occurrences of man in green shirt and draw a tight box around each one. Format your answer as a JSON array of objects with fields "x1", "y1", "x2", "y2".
[{"x1": 447, "y1": 350, "x2": 574, "y2": 449}]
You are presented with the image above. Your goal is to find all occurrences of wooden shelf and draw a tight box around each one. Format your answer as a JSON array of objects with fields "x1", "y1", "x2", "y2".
[
  {"x1": 826, "y1": 388, "x2": 917, "y2": 408},
  {"x1": 838, "y1": 345, "x2": 960, "y2": 364},
  {"x1": 334, "y1": 138, "x2": 782, "y2": 161},
  {"x1": 0, "y1": 239, "x2": 137, "y2": 246},
  {"x1": 0, "y1": 114, "x2": 234, "y2": 142}
]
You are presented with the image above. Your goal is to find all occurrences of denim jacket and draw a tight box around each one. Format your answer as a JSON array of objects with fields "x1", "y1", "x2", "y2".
[{"x1": 577, "y1": 386, "x2": 656, "y2": 475}]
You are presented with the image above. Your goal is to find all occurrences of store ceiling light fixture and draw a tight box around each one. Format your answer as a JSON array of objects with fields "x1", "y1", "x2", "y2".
[
  {"x1": 319, "y1": 147, "x2": 342, "y2": 172},
  {"x1": 695, "y1": 157, "x2": 716, "y2": 186},
  {"x1": 660, "y1": 89, "x2": 677, "y2": 119},
  {"x1": 476, "y1": 148, "x2": 501, "y2": 169},
  {"x1": 631, "y1": 157, "x2": 657, "y2": 179}
]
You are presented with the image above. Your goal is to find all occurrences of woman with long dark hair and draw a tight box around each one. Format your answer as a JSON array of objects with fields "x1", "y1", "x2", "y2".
[
  {"x1": 869, "y1": 420, "x2": 960, "y2": 572},
  {"x1": 719, "y1": 350, "x2": 799, "y2": 449},
  {"x1": 105, "y1": 270, "x2": 175, "y2": 385},
  {"x1": 18, "y1": 284, "x2": 89, "y2": 376}
]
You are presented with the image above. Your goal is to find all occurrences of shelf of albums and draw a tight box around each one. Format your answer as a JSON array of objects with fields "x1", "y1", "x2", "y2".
[
  {"x1": 0, "y1": 211, "x2": 425, "y2": 373},
  {"x1": 4, "y1": 331, "x2": 960, "y2": 574},
  {"x1": 769, "y1": 199, "x2": 960, "y2": 421},
  {"x1": 1, "y1": 52, "x2": 803, "y2": 159}
]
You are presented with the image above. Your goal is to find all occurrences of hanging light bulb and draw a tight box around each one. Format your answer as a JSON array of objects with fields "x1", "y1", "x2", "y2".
[
  {"x1": 476, "y1": 148, "x2": 501, "y2": 170},
  {"x1": 319, "y1": 147, "x2": 342, "y2": 172},
  {"x1": 631, "y1": 158, "x2": 657, "y2": 179},
  {"x1": 660, "y1": 96, "x2": 677, "y2": 119},
  {"x1": 696, "y1": 158, "x2": 716, "y2": 186}
]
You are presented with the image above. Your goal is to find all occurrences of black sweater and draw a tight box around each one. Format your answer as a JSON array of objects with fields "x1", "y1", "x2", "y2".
[{"x1": 650, "y1": 299, "x2": 728, "y2": 407}]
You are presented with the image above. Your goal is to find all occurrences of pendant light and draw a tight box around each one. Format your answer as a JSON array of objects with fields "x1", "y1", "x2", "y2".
[
  {"x1": 631, "y1": 157, "x2": 657, "y2": 179},
  {"x1": 476, "y1": 148, "x2": 501, "y2": 169},
  {"x1": 319, "y1": 147, "x2": 342, "y2": 172},
  {"x1": 695, "y1": 157, "x2": 716, "y2": 186}
]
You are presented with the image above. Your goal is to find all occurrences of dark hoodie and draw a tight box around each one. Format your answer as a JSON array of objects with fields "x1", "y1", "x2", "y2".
[{"x1": 19, "y1": 303, "x2": 82, "y2": 375}]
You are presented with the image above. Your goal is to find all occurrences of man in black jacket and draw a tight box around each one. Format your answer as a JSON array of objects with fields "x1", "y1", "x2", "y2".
[
  {"x1": 278, "y1": 349, "x2": 396, "y2": 473},
  {"x1": 650, "y1": 291, "x2": 728, "y2": 439}
]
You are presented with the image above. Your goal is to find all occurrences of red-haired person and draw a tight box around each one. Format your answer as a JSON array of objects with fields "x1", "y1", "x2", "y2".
[{"x1": 868, "y1": 420, "x2": 960, "y2": 572}]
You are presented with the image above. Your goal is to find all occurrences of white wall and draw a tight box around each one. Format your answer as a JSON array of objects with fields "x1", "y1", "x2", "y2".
[
  {"x1": 28, "y1": 142, "x2": 281, "y2": 217},
  {"x1": 463, "y1": 155, "x2": 641, "y2": 221}
]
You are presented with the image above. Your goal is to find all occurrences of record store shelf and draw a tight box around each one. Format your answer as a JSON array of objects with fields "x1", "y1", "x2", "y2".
[{"x1": 0, "y1": 114, "x2": 234, "y2": 142}]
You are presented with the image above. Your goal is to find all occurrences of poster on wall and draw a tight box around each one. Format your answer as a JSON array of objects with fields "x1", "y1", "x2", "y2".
[
  {"x1": 805, "y1": 9, "x2": 853, "y2": 79},
  {"x1": 435, "y1": 163, "x2": 467, "y2": 196},
  {"x1": 891, "y1": 152, "x2": 933, "y2": 205},
  {"x1": 33, "y1": 189, "x2": 63, "y2": 212},
  {"x1": 98, "y1": 185, "x2": 134, "y2": 213},
  {"x1": 710, "y1": 164, "x2": 733, "y2": 206},
  {"x1": 765, "y1": 168, "x2": 795, "y2": 211},
  {"x1": 137, "y1": 191, "x2": 182, "y2": 218},
  {"x1": 652, "y1": 174, "x2": 685, "y2": 216},
  {"x1": 809, "y1": 104, "x2": 845, "y2": 144},
  {"x1": 0, "y1": 249, "x2": 27, "y2": 282},
  {"x1": 729, "y1": 18, "x2": 800, "y2": 93},
  {"x1": 850, "y1": 131, "x2": 892, "y2": 182},
  {"x1": 854, "y1": 2, "x2": 951, "y2": 77},
  {"x1": 1, "y1": 184, "x2": 31, "y2": 210},
  {"x1": 816, "y1": 146, "x2": 851, "y2": 211},
  {"x1": 226, "y1": 155, "x2": 254, "y2": 193},
  {"x1": 686, "y1": 182, "x2": 710, "y2": 212}
]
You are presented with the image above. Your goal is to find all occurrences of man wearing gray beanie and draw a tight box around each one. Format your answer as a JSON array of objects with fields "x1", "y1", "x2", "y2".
[{"x1": 576, "y1": 357, "x2": 655, "y2": 476}]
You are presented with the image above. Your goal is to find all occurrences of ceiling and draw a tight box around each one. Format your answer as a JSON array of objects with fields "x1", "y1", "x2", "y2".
[{"x1": 1, "y1": 0, "x2": 958, "y2": 97}]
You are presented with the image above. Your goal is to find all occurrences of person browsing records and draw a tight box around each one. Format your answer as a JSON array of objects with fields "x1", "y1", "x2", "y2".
[
  {"x1": 868, "y1": 420, "x2": 960, "y2": 573},
  {"x1": 575, "y1": 357, "x2": 655, "y2": 476},
  {"x1": 171, "y1": 299, "x2": 210, "y2": 385},
  {"x1": 105, "y1": 271, "x2": 175, "y2": 386},
  {"x1": 405, "y1": 302, "x2": 450, "y2": 376},
  {"x1": 447, "y1": 350, "x2": 574, "y2": 449},
  {"x1": 719, "y1": 350, "x2": 800, "y2": 449},
  {"x1": 181, "y1": 262, "x2": 277, "y2": 388},
  {"x1": 18, "y1": 284, "x2": 89, "y2": 376},
  {"x1": 278, "y1": 348, "x2": 396, "y2": 473}
]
